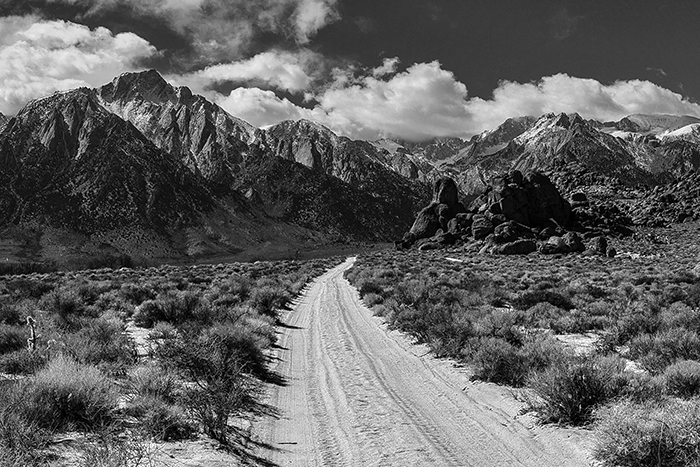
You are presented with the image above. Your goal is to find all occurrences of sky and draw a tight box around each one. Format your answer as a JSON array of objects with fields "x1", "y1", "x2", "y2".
[{"x1": 1, "y1": 0, "x2": 700, "y2": 141}]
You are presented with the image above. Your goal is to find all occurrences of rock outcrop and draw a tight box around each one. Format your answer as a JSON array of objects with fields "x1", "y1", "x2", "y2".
[{"x1": 399, "y1": 171, "x2": 621, "y2": 256}]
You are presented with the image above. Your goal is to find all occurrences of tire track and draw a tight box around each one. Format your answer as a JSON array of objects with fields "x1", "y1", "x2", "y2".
[{"x1": 258, "y1": 258, "x2": 593, "y2": 466}]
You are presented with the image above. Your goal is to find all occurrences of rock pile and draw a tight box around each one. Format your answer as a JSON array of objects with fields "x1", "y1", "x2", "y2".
[
  {"x1": 398, "y1": 170, "x2": 623, "y2": 256},
  {"x1": 632, "y1": 173, "x2": 700, "y2": 226}
]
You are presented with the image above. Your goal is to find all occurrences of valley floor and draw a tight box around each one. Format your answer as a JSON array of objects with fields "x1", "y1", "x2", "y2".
[{"x1": 256, "y1": 258, "x2": 592, "y2": 466}]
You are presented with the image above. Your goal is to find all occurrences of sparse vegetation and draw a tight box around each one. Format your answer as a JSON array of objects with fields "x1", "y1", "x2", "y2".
[
  {"x1": 346, "y1": 223, "x2": 700, "y2": 462},
  {"x1": 0, "y1": 255, "x2": 342, "y2": 464}
]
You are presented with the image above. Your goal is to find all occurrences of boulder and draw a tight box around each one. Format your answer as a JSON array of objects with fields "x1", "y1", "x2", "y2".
[
  {"x1": 472, "y1": 215, "x2": 495, "y2": 240},
  {"x1": 540, "y1": 236, "x2": 569, "y2": 254},
  {"x1": 492, "y1": 239, "x2": 537, "y2": 255},
  {"x1": 493, "y1": 220, "x2": 536, "y2": 244},
  {"x1": 433, "y1": 178, "x2": 459, "y2": 212},
  {"x1": 587, "y1": 236, "x2": 608, "y2": 255},
  {"x1": 471, "y1": 170, "x2": 571, "y2": 229},
  {"x1": 408, "y1": 203, "x2": 440, "y2": 240},
  {"x1": 562, "y1": 232, "x2": 585, "y2": 253},
  {"x1": 606, "y1": 246, "x2": 617, "y2": 258}
]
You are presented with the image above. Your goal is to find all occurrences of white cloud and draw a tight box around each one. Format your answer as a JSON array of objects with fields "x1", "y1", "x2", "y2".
[
  {"x1": 34, "y1": 0, "x2": 340, "y2": 63},
  {"x1": 173, "y1": 50, "x2": 320, "y2": 93},
  {"x1": 372, "y1": 57, "x2": 400, "y2": 78},
  {"x1": 0, "y1": 17, "x2": 156, "y2": 115},
  {"x1": 468, "y1": 74, "x2": 700, "y2": 131},
  {"x1": 214, "y1": 87, "x2": 309, "y2": 127},
  {"x1": 294, "y1": 0, "x2": 340, "y2": 44},
  {"x1": 203, "y1": 66, "x2": 700, "y2": 141}
]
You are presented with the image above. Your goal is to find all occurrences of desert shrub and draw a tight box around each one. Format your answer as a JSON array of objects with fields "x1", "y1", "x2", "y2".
[
  {"x1": 614, "y1": 299, "x2": 662, "y2": 344},
  {"x1": 118, "y1": 283, "x2": 156, "y2": 306},
  {"x1": 527, "y1": 354, "x2": 626, "y2": 425},
  {"x1": 465, "y1": 334, "x2": 568, "y2": 386},
  {"x1": 629, "y1": 328, "x2": 700, "y2": 374},
  {"x1": 40, "y1": 288, "x2": 95, "y2": 330},
  {"x1": 512, "y1": 290, "x2": 574, "y2": 311},
  {"x1": 663, "y1": 360, "x2": 700, "y2": 398},
  {"x1": 595, "y1": 398, "x2": 700, "y2": 467},
  {"x1": 126, "y1": 395, "x2": 195, "y2": 442},
  {"x1": 0, "y1": 393, "x2": 51, "y2": 466},
  {"x1": 10, "y1": 354, "x2": 119, "y2": 432},
  {"x1": 222, "y1": 274, "x2": 252, "y2": 302},
  {"x1": 362, "y1": 292, "x2": 383, "y2": 307},
  {"x1": 685, "y1": 283, "x2": 700, "y2": 308},
  {"x1": 130, "y1": 364, "x2": 179, "y2": 403},
  {"x1": 63, "y1": 318, "x2": 137, "y2": 372},
  {"x1": 519, "y1": 301, "x2": 567, "y2": 329},
  {"x1": 356, "y1": 277, "x2": 384, "y2": 297},
  {"x1": 133, "y1": 291, "x2": 208, "y2": 328},
  {"x1": 0, "y1": 348, "x2": 49, "y2": 375},
  {"x1": 0, "y1": 303, "x2": 23, "y2": 325},
  {"x1": 466, "y1": 337, "x2": 526, "y2": 385},
  {"x1": 617, "y1": 371, "x2": 666, "y2": 402},
  {"x1": 156, "y1": 323, "x2": 271, "y2": 444},
  {"x1": 4, "y1": 278, "x2": 54, "y2": 299},
  {"x1": 0, "y1": 324, "x2": 26, "y2": 355},
  {"x1": 659, "y1": 302, "x2": 700, "y2": 332},
  {"x1": 249, "y1": 284, "x2": 290, "y2": 317}
]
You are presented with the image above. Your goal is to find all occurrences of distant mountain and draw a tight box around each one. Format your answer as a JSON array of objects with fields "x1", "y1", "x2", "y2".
[
  {"x1": 0, "y1": 112, "x2": 7, "y2": 131},
  {"x1": 608, "y1": 114, "x2": 700, "y2": 134},
  {"x1": 0, "y1": 89, "x2": 210, "y2": 232},
  {"x1": 434, "y1": 113, "x2": 700, "y2": 196},
  {"x1": 97, "y1": 70, "x2": 263, "y2": 192},
  {"x1": 0, "y1": 71, "x2": 431, "y2": 264}
]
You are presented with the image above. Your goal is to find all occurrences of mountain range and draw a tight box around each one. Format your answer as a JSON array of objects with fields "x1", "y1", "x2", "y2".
[{"x1": 0, "y1": 70, "x2": 698, "y2": 264}]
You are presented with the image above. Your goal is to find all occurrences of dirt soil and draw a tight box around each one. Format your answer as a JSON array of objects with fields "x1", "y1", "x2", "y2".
[{"x1": 256, "y1": 257, "x2": 594, "y2": 466}]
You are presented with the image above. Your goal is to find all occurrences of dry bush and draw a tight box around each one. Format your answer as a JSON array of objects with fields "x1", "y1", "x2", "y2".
[
  {"x1": 8, "y1": 354, "x2": 119, "y2": 432},
  {"x1": 526, "y1": 354, "x2": 627, "y2": 425},
  {"x1": 663, "y1": 360, "x2": 700, "y2": 398},
  {"x1": 595, "y1": 398, "x2": 700, "y2": 467}
]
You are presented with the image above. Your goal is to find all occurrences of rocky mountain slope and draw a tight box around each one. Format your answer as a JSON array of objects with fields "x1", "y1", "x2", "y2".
[
  {"x1": 0, "y1": 71, "x2": 431, "y2": 264},
  {"x1": 0, "y1": 112, "x2": 7, "y2": 131}
]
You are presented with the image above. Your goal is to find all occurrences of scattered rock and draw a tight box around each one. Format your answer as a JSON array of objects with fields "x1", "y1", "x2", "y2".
[
  {"x1": 472, "y1": 215, "x2": 495, "y2": 240},
  {"x1": 492, "y1": 239, "x2": 538, "y2": 255},
  {"x1": 418, "y1": 242, "x2": 442, "y2": 251},
  {"x1": 587, "y1": 236, "x2": 608, "y2": 255}
]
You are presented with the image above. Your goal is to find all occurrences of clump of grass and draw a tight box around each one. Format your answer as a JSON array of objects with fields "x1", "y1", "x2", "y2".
[
  {"x1": 628, "y1": 328, "x2": 700, "y2": 374},
  {"x1": 595, "y1": 398, "x2": 700, "y2": 467},
  {"x1": 526, "y1": 354, "x2": 626, "y2": 425},
  {"x1": 0, "y1": 348, "x2": 49, "y2": 375},
  {"x1": 11, "y1": 354, "x2": 119, "y2": 432},
  {"x1": 663, "y1": 360, "x2": 700, "y2": 398},
  {"x1": 0, "y1": 324, "x2": 26, "y2": 355}
]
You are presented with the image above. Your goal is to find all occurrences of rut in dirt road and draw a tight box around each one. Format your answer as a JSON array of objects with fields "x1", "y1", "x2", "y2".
[{"x1": 259, "y1": 257, "x2": 591, "y2": 467}]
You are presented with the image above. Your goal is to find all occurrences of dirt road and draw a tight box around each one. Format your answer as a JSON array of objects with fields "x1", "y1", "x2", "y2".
[{"x1": 259, "y1": 257, "x2": 592, "y2": 466}]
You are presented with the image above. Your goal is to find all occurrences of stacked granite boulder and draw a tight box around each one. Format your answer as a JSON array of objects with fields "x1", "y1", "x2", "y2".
[{"x1": 398, "y1": 171, "x2": 620, "y2": 256}]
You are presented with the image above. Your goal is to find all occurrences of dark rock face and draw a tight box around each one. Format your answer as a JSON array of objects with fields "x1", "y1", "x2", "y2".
[
  {"x1": 587, "y1": 236, "x2": 608, "y2": 255},
  {"x1": 408, "y1": 203, "x2": 441, "y2": 240},
  {"x1": 492, "y1": 239, "x2": 538, "y2": 255},
  {"x1": 471, "y1": 215, "x2": 495, "y2": 240},
  {"x1": 473, "y1": 170, "x2": 572, "y2": 229},
  {"x1": 399, "y1": 171, "x2": 618, "y2": 256},
  {"x1": 433, "y1": 178, "x2": 459, "y2": 211}
]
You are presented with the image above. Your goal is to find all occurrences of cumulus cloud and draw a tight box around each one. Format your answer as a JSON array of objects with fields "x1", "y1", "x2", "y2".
[
  {"x1": 215, "y1": 87, "x2": 309, "y2": 127},
  {"x1": 468, "y1": 74, "x2": 700, "y2": 130},
  {"x1": 201, "y1": 62, "x2": 700, "y2": 141},
  {"x1": 172, "y1": 49, "x2": 323, "y2": 93},
  {"x1": 0, "y1": 16, "x2": 156, "y2": 115},
  {"x1": 294, "y1": 0, "x2": 340, "y2": 43},
  {"x1": 11, "y1": 0, "x2": 340, "y2": 66}
]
